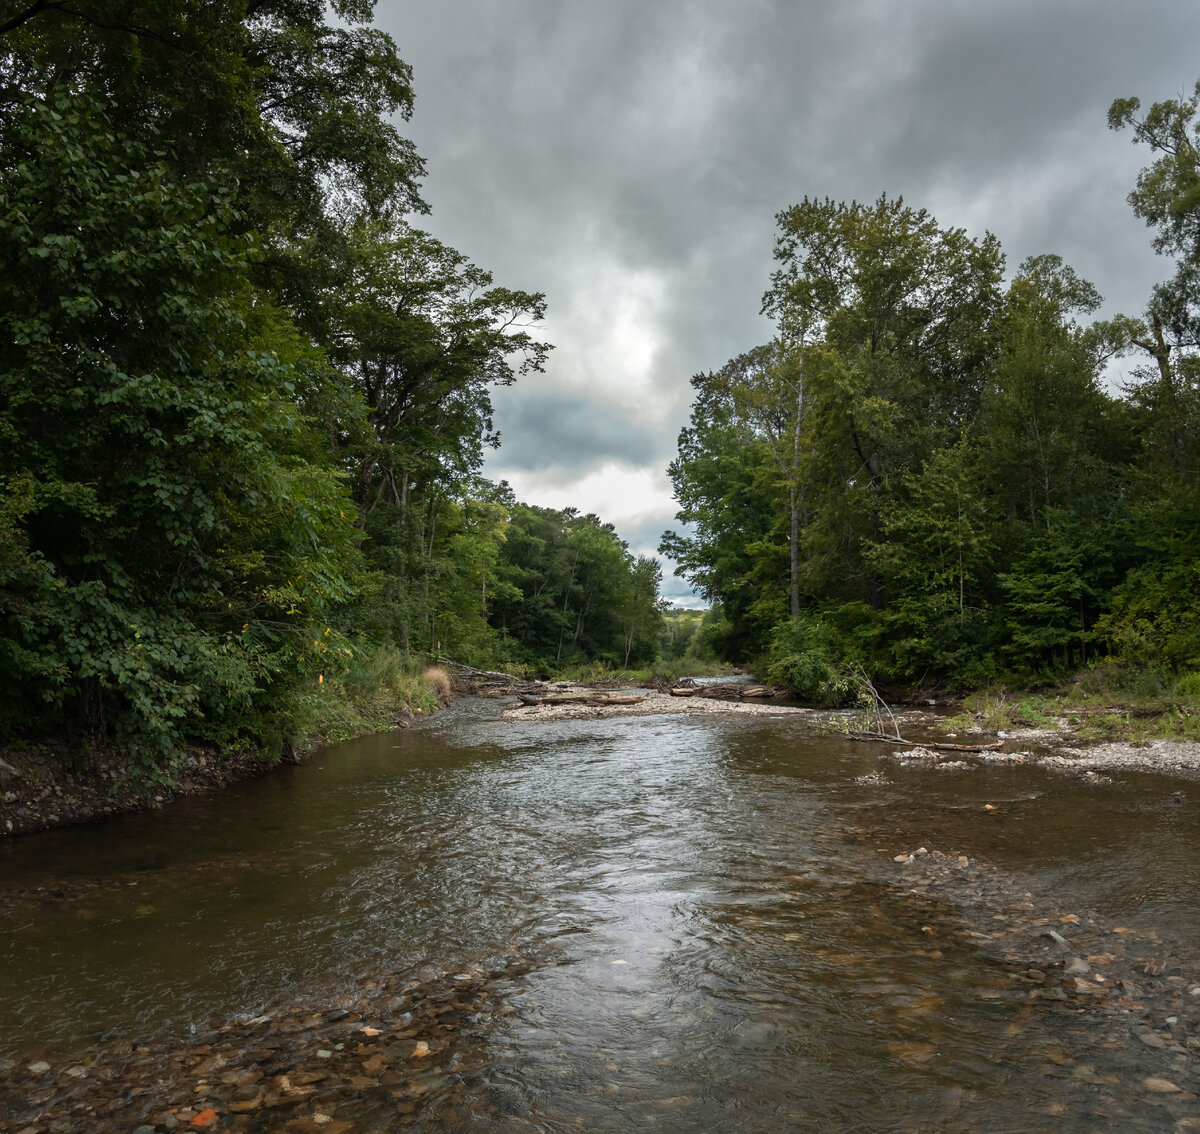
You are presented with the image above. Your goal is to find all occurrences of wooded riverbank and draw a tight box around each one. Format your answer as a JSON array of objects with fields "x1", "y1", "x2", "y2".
[{"x1": 6, "y1": 670, "x2": 1200, "y2": 840}]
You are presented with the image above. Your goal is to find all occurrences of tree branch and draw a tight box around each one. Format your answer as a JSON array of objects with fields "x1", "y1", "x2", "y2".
[{"x1": 0, "y1": 1, "x2": 176, "y2": 46}]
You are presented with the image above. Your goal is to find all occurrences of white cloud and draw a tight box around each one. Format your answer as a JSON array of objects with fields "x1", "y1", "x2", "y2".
[{"x1": 490, "y1": 461, "x2": 677, "y2": 539}]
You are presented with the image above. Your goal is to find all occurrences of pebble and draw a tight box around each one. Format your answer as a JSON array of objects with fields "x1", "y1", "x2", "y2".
[
  {"x1": 0, "y1": 953, "x2": 538, "y2": 1133},
  {"x1": 1143, "y1": 1076, "x2": 1182, "y2": 1093}
]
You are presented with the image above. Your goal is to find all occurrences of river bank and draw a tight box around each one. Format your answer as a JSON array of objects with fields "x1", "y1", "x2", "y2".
[
  {"x1": 5, "y1": 678, "x2": 1200, "y2": 839},
  {"x1": 0, "y1": 673, "x2": 439, "y2": 839}
]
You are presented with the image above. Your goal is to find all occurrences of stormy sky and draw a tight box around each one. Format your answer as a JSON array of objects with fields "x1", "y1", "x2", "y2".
[{"x1": 376, "y1": 0, "x2": 1200, "y2": 605}]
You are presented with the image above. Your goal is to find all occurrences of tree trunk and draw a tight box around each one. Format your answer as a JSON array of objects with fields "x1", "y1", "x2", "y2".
[{"x1": 789, "y1": 488, "x2": 800, "y2": 618}]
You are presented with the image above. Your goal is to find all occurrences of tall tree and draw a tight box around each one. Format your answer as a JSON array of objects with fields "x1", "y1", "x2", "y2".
[
  {"x1": 660, "y1": 375, "x2": 786, "y2": 661},
  {"x1": 0, "y1": 96, "x2": 359, "y2": 751},
  {"x1": 762, "y1": 194, "x2": 1004, "y2": 611},
  {"x1": 326, "y1": 220, "x2": 549, "y2": 528}
]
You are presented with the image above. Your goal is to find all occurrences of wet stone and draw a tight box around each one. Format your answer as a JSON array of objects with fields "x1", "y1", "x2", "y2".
[{"x1": 0, "y1": 952, "x2": 535, "y2": 1134}]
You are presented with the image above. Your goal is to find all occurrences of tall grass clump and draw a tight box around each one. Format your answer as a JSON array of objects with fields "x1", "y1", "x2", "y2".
[{"x1": 285, "y1": 645, "x2": 447, "y2": 747}]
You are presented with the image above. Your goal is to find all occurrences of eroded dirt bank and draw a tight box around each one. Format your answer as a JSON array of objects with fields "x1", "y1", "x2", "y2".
[{"x1": 0, "y1": 742, "x2": 284, "y2": 840}]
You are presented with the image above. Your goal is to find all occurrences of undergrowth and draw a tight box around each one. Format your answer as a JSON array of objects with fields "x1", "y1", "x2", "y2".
[
  {"x1": 285, "y1": 645, "x2": 447, "y2": 745},
  {"x1": 940, "y1": 664, "x2": 1200, "y2": 742}
]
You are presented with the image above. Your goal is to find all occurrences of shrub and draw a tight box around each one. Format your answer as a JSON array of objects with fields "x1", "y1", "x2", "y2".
[{"x1": 764, "y1": 615, "x2": 858, "y2": 706}]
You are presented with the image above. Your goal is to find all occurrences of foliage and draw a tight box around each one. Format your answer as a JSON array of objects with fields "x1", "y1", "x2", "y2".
[
  {"x1": 285, "y1": 646, "x2": 444, "y2": 746},
  {"x1": 0, "y1": 94, "x2": 359, "y2": 760},
  {"x1": 659, "y1": 607, "x2": 706, "y2": 661},
  {"x1": 664, "y1": 121, "x2": 1198, "y2": 689},
  {"x1": 488, "y1": 504, "x2": 664, "y2": 672},
  {"x1": 0, "y1": 6, "x2": 664, "y2": 779},
  {"x1": 763, "y1": 616, "x2": 858, "y2": 706}
]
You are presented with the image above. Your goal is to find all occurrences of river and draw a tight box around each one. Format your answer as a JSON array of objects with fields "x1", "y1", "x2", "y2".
[{"x1": 2, "y1": 698, "x2": 1198, "y2": 1131}]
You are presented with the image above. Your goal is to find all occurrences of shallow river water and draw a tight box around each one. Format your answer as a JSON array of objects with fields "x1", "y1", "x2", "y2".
[{"x1": 2, "y1": 699, "x2": 1199, "y2": 1132}]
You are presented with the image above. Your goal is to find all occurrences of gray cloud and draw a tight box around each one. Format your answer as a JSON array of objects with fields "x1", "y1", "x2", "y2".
[
  {"x1": 493, "y1": 391, "x2": 665, "y2": 473},
  {"x1": 379, "y1": 0, "x2": 1200, "y2": 601}
]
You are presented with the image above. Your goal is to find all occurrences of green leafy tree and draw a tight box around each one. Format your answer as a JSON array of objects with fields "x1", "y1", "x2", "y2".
[
  {"x1": 762, "y1": 194, "x2": 1005, "y2": 611},
  {"x1": 489, "y1": 506, "x2": 662, "y2": 670},
  {"x1": 660, "y1": 374, "x2": 786, "y2": 662},
  {"x1": 0, "y1": 96, "x2": 359, "y2": 753},
  {"x1": 326, "y1": 220, "x2": 549, "y2": 527}
]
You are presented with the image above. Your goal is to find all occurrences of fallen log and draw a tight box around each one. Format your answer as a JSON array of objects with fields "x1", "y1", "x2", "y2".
[
  {"x1": 668, "y1": 687, "x2": 700, "y2": 697},
  {"x1": 439, "y1": 659, "x2": 544, "y2": 695},
  {"x1": 517, "y1": 693, "x2": 645, "y2": 707},
  {"x1": 847, "y1": 731, "x2": 1004, "y2": 752},
  {"x1": 691, "y1": 682, "x2": 790, "y2": 701}
]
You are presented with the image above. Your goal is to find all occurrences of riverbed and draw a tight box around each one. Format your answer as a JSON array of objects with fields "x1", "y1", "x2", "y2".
[{"x1": 1, "y1": 698, "x2": 1198, "y2": 1132}]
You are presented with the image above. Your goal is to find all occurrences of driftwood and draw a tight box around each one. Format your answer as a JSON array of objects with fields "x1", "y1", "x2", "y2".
[
  {"x1": 687, "y1": 682, "x2": 790, "y2": 701},
  {"x1": 439, "y1": 659, "x2": 544, "y2": 695},
  {"x1": 517, "y1": 692, "x2": 645, "y2": 708},
  {"x1": 847, "y1": 731, "x2": 1004, "y2": 753},
  {"x1": 668, "y1": 687, "x2": 700, "y2": 697}
]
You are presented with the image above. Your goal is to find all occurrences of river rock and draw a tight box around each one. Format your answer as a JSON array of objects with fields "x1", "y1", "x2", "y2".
[{"x1": 1142, "y1": 1076, "x2": 1182, "y2": 1092}]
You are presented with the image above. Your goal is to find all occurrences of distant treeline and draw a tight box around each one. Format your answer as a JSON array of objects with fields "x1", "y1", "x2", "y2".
[
  {"x1": 0, "y1": 3, "x2": 661, "y2": 767},
  {"x1": 662, "y1": 85, "x2": 1200, "y2": 700}
]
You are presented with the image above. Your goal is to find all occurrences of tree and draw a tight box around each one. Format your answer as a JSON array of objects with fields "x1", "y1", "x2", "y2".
[
  {"x1": 326, "y1": 220, "x2": 550, "y2": 528},
  {"x1": 700, "y1": 341, "x2": 833, "y2": 618},
  {"x1": 864, "y1": 437, "x2": 994, "y2": 678},
  {"x1": 1107, "y1": 86, "x2": 1200, "y2": 485},
  {"x1": 487, "y1": 506, "x2": 662, "y2": 670},
  {"x1": 660, "y1": 376, "x2": 786, "y2": 662},
  {"x1": 0, "y1": 95, "x2": 359, "y2": 753},
  {"x1": 762, "y1": 194, "x2": 1005, "y2": 611}
]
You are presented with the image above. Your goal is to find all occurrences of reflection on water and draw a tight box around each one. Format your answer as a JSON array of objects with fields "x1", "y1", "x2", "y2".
[{"x1": 2, "y1": 699, "x2": 1198, "y2": 1131}]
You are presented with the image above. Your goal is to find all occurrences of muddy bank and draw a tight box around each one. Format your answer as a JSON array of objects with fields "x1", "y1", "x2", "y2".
[
  {"x1": 0, "y1": 711, "x2": 417, "y2": 841},
  {"x1": 0, "y1": 741, "x2": 287, "y2": 840}
]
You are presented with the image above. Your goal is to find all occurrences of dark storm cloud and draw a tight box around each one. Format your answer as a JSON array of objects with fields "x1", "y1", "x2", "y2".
[
  {"x1": 493, "y1": 391, "x2": 664, "y2": 472},
  {"x1": 376, "y1": 0, "x2": 1200, "y2": 595}
]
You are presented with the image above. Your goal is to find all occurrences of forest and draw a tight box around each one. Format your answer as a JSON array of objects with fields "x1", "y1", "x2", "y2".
[
  {"x1": 0, "y1": 1, "x2": 663, "y2": 771},
  {"x1": 4, "y1": 3, "x2": 1200, "y2": 782},
  {"x1": 661, "y1": 87, "x2": 1200, "y2": 702}
]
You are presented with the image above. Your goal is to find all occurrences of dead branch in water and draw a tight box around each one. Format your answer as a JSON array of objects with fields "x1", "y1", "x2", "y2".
[{"x1": 847, "y1": 732, "x2": 1004, "y2": 753}]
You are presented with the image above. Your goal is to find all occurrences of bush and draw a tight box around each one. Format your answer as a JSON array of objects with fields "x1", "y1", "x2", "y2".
[
  {"x1": 764, "y1": 615, "x2": 858, "y2": 706},
  {"x1": 1174, "y1": 672, "x2": 1200, "y2": 699}
]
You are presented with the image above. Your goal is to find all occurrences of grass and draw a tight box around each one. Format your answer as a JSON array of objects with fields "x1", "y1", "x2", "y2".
[
  {"x1": 287, "y1": 645, "x2": 448, "y2": 747},
  {"x1": 938, "y1": 664, "x2": 1200, "y2": 743}
]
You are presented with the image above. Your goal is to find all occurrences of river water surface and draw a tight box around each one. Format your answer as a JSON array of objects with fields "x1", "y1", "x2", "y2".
[{"x1": 2, "y1": 699, "x2": 1198, "y2": 1131}]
